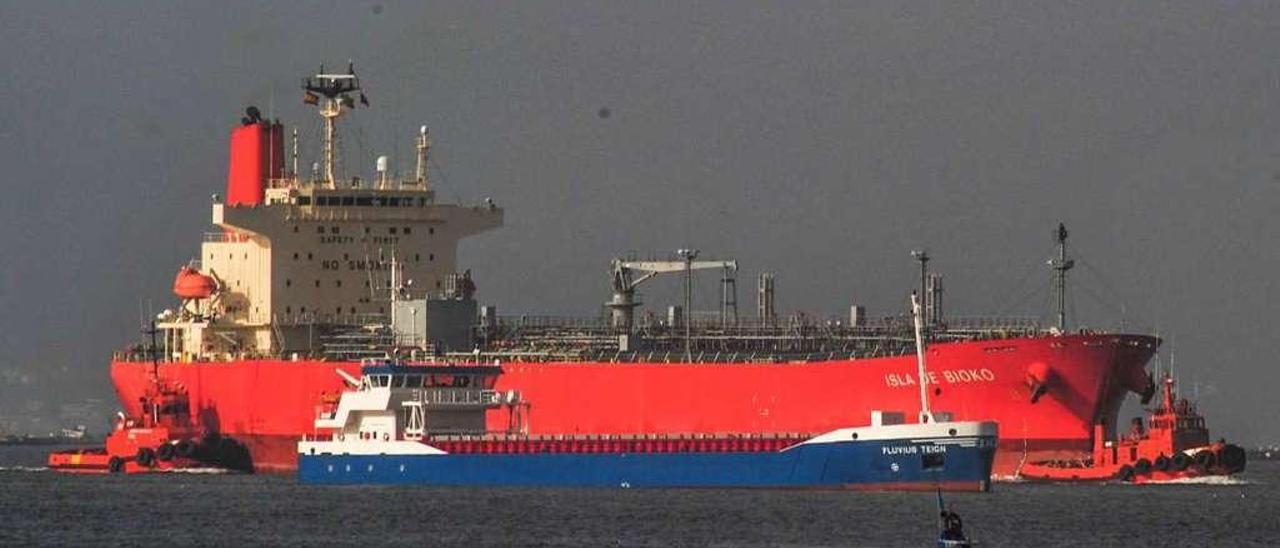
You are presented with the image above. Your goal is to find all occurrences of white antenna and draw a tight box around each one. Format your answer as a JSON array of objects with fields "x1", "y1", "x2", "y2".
[
  {"x1": 387, "y1": 252, "x2": 403, "y2": 342},
  {"x1": 911, "y1": 291, "x2": 934, "y2": 424},
  {"x1": 415, "y1": 125, "x2": 431, "y2": 187}
]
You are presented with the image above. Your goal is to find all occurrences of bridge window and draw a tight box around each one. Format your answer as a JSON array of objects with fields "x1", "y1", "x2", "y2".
[
  {"x1": 403, "y1": 227, "x2": 411, "y2": 235},
  {"x1": 318, "y1": 226, "x2": 325, "y2": 234},
  {"x1": 389, "y1": 227, "x2": 397, "y2": 235},
  {"x1": 388, "y1": 197, "x2": 401, "y2": 207},
  {"x1": 331, "y1": 226, "x2": 339, "y2": 234},
  {"x1": 406, "y1": 375, "x2": 422, "y2": 388},
  {"x1": 341, "y1": 197, "x2": 354, "y2": 206},
  {"x1": 392, "y1": 375, "x2": 406, "y2": 388},
  {"x1": 356, "y1": 197, "x2": 373, "y2": 206},
  {"x1": 297, "y1": 197, "x2": 311, "y2": 206}
]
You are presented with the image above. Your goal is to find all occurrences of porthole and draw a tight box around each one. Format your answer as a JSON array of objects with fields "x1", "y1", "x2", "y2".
[
  {"x1": 285, "y1": 279, "x2": 292, "y2": 287},
  {"x1": 335, "y1": 280, "x2": 342, "y2": 288},
  {"x1": 429, "y1": 253, "x2": 434, "y2": 261},
  {"x1": 314, "y1": 280, "x2": 320, "y2": 288},
  {"x1": 428, "y1": 228, "x2": 434, "y2": 235}
]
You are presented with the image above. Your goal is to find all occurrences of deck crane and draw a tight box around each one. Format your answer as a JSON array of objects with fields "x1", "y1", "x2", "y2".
[{"x1": 606, "y1": 253, "x2": 737, "y2": 331}]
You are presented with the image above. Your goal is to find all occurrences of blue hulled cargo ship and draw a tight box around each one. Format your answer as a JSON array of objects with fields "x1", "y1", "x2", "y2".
[{"x1": 297, "y1": 295, "x2": 998, "y2": 491}]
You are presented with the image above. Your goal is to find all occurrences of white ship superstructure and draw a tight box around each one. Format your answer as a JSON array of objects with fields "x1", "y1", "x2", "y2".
[{"x1": 156, "y1": 65, "x2": 503, "y2": 361}]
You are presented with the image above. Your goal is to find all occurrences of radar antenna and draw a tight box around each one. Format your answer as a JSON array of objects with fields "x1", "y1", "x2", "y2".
[{"x1": 302, "y1": 61, "x2": 368, "y2": 187}]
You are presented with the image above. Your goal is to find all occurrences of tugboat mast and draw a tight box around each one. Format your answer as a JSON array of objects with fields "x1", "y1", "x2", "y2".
[{"x1": 1049, "y1": 223, "x2": 1075, "y2": 331}]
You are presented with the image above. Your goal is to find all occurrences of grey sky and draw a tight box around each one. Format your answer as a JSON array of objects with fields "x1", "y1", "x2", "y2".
[{"x1": 1, "y1": 2, "x2": 1277, "y2": 442}]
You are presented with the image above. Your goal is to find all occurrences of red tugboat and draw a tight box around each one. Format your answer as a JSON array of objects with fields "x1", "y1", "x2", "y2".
[
  {"x1": 1018, "y1": 376, "x2": 1246, "y2": 483},
  {"x1": 49, "y1": 379, "x2": 251, "y2": 474},
  {"x1": 48, "y1": 268, "x2": 252, "y2": 474}
]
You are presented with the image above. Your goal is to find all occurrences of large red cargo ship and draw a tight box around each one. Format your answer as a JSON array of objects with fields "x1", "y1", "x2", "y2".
[{"x1": 110, "y1": 66, "x2": 1159, "y2": 476}]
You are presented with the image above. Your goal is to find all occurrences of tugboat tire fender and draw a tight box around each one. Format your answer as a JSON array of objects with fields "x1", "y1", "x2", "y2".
[
  {"x1": 1134, "y1": 458, "x2": 1152, "y2": 475},
  {"x1": 1172, "y1": 453, "x2": 1191, "y2": 471},
  {"x1": 136, "y1": 447, "x2": 156, "y2": 468},
  {"x1": 156, "y1": 443, "x2": 175, "y2": 461},
  {"x1": 1116, "y1": 465, "x2": 1135, "y2": 482},
  {"x1": 1153, "y1": 455, "x2": 1170, "y2": 471},
  {"x1": 108, "y1": 456, "x2": 124, "y2": 474},
  {"x1": 176, "y1": 440, "x2": 196, "y2": 458}
]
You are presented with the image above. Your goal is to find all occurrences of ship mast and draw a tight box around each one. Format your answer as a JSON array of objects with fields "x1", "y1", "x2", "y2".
[
  {"x1": 415, "y1": 125, "x2": 431, "y2": 187},
  {"x1": 1049, "y1": 223, "x2": 1075, "y2": 331},
  {"x1": 303, "y1": 62, "x2": 365, "y2": 188},
  {"x1": 910, "y1": 292, "x2": 934, "y2": 424}
]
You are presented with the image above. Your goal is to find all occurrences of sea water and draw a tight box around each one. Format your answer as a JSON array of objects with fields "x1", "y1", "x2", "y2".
[{"x1": 1, "y1": 445, "x2": 1275, "y2": 547}]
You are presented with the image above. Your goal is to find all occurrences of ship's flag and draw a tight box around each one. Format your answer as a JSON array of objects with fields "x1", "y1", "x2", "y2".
[
  {"x1": 359, "y1": 92, "x2": 369, "y2": 106},
  {"x1": 303, "y1": 91, "x2": 319, "y2": 105}
]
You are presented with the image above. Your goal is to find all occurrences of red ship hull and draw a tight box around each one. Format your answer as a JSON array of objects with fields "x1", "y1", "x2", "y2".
[{"x1": 110, "y1": 333, "x2": 1157, "y2": 476}]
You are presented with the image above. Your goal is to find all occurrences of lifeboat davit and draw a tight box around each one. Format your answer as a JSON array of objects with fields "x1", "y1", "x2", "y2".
[{"x1": 173, "y1": 266, "x2": 217, "y2": 299}]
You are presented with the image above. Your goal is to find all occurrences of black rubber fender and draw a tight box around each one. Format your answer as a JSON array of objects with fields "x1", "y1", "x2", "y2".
[
  {"x1": 1172, "y1": 453, "x2": 1191, "y2": 471},
  {"x1": 108, "y1": 456, "x2": 124, "y2": 474},
  {"x1": 176, "y1": 440, "x2": 196, "y2": 458},
  {"x1": 156, "y1": 443, "x2": 175, "y2": 461},
  {"x1": 1116, "y1": 465, "x2": 1135, "y2": 482},
  {"x1": 1153, "y1": 455, "x2": 1170, "y2": 471},
  {"x1": 135, "y1": 448, "x2": 156, "y2": 468}
]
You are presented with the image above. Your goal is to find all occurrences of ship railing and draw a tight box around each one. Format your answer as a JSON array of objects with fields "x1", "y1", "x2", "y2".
[
  {"x1": 271, "y1": 312, "x2": 391, "y2": 327},
  {"x1": 489, "y1": 313, "x2": 1044, "y2": 333},
  {"x1": 202, "y1": 232, "x2": 252, "y2": 243}
]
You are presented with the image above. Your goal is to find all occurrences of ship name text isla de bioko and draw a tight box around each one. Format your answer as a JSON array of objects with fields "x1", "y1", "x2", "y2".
[{"x1": 111, "y1": 65, "x2": 1159, "y2": 476}]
